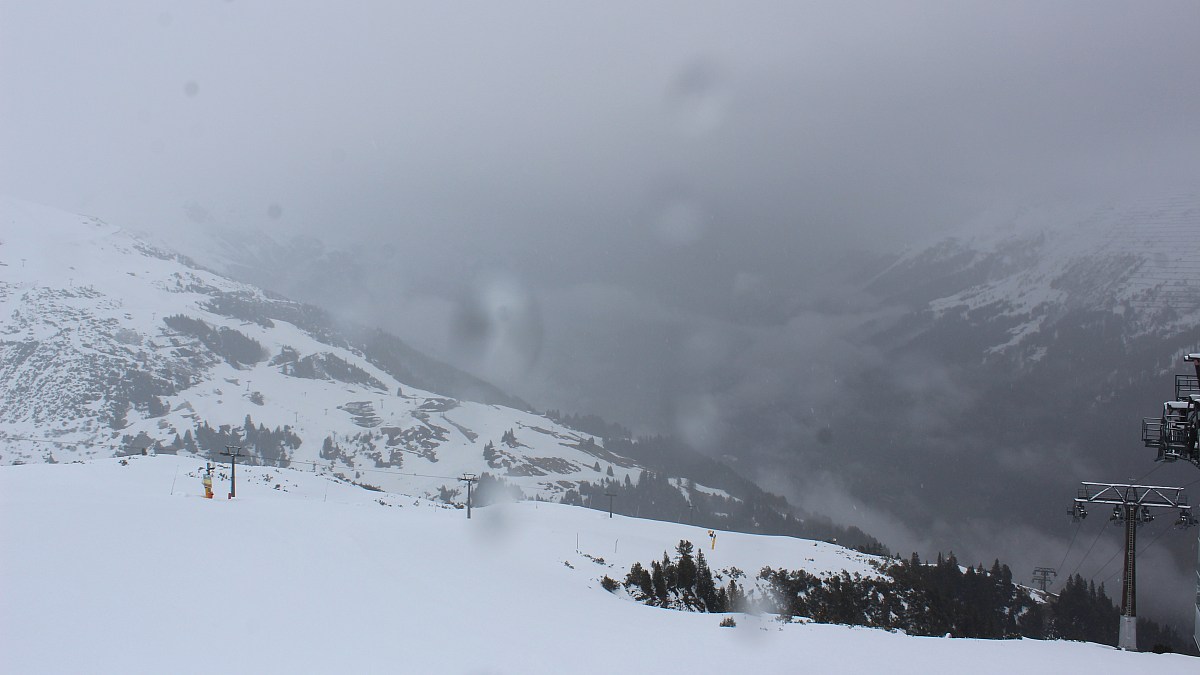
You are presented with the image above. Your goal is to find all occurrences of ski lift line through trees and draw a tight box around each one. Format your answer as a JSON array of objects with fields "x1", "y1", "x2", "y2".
[
  {"x1": 1099, "y1": 525, "x2": 1176, "y2": 587},
  {"x1": 1055, "y1": 520, "x2": 1083, "y2": 573},
  {"x1": 1066, "y1": 523, "x2": 1110, "y2": 580},
  {"x1": 1093, "y1": 529, "x2": 1147, "y2": 584}
]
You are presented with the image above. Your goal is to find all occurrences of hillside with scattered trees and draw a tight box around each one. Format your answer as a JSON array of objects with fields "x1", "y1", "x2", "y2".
[{"x1": 617, "y1": 543, "x2": 1198, "y2": 655}]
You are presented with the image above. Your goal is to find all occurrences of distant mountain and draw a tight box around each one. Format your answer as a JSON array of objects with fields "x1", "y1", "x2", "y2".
[
  {"x1": 869, "y1": 193, "x2": 1200, "y2": 355},
  {"x1": 0, "y1": 198, "x2": 577, "y2": 500},
  {"x1": 750, "y1": 192, "x2": 1200, "y2": 622},
  {"x1": 859, "y1": 193, "x2": 1200, "y2": 464},
  {"x1": 0, "y1": 197, "x2": 885, "y2": 552}
]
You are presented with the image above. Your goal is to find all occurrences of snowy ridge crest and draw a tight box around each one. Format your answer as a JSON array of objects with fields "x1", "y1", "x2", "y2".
[
  {"x1": 0, "y1": 197, "x2": 655, "y2": 501},
  {"x1": 870, "y1": 193, "x2": 1200, "y2": 355}
]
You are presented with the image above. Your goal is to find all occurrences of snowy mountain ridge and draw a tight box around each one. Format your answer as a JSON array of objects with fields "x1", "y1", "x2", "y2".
[
  {"x1": 0, "y1": 197, "x2": 662, "y2": 501},
  {"x1": 870, "y1": 192, "x2": 1200, "y2": 357}
]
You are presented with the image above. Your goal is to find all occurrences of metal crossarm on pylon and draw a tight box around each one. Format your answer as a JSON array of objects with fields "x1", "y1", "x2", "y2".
[
  {"x1": 1032, "y1": 567, "x2": 1057, "y2": 592},
  {"x1": 1069, "y1": 481, "x2": 1197, "y2": 651}
]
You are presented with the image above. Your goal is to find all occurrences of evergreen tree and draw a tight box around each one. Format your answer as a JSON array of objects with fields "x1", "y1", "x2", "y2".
[
  {"x1": 675, "y1": 540, "x2": 697, "y2": 593},
  {"x1": 695, "y1": 550, "x2": 718, "y2": 611},
  {"x1": 625, "y1": 562, "x2": 654, "y2": 599},
  {"x1": 651, "y1": 560, "x2": 668, "y2": 603},
  {"x1": 726, "y1": 578, "x2": 743, "y2": 612}
]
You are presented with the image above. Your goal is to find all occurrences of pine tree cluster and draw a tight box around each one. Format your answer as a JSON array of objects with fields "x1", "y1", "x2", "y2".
[
  {"x1": 620, "y1": 548, "x2": 1198, "y2": 654},
  {"x1": 543, "y1": 410, "x2": 632, "y2": 440},
  {"x1": 163, "y1": 314, "x2": 266, "y2": 366},
  {"x1": 166, "y1": 416, "x2": 301, "y2": 466},
  {"x1": 623, "y1": 540, "x2": 744, "y2": 613},
  {"x1": 759, "y1": 553, "x2": 1035, "y2": 638}
]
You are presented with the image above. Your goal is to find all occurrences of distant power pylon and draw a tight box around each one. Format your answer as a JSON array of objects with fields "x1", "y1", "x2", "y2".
[
  {"x1": 220, "y1": 445, "x2": 243, "y2": 499},
  {"x1": 1070, "y1": 482, "x2": 1197, "y2": 650},
  {"x1": 603, "y1": 492, "x2": 616, "y2": 519},
  {"x1": 1031, "y1": 567, "x2": 1057, "y2": 592},
  {"x1": 459, "y1": 473, "x2": 477, "y2": 519}
]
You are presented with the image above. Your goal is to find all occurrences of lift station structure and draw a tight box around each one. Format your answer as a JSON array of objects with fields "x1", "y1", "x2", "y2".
[{"x1": 1139, "y1": 353, "x2": 1200, "y2": 651}]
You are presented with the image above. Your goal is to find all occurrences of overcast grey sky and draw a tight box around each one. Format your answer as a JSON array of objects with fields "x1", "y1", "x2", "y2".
[
  {"x1": 4, "y1": 0, "x2": 1200, "y2": 622},
  {"x1": 6, "y1": 0, "x2": 1195, "y2": 404},
  {"x1": 3, "y1": 2, "x2": 1197, "y2": 288}
]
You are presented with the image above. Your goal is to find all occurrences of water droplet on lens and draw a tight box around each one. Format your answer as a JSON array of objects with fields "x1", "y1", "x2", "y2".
[
  {"x1": 667, "y1": 57, "x2": 727, "y2": 137},
  {"x1": 673, "y1": 392, "x2": 722, "y2": 452},
  {"x1": 184, "y1": 202, "x2": 211, "y2": 224},
  {"x1": 653, "y1": 198, "x2": 705, "y2": 246},
  {"x1": 449, "y1": 270, "x2": 543, "y2": 381},
  {"x1": 817, "y1": 427, "x2": 833, "y2": 444}
]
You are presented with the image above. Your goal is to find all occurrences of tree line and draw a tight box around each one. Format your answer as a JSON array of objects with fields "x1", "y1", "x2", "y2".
[
  {"x1": 616, "y1": 543, "x2": 1197, "y2": 655},
  {"x1": 616, "y1": 540, "x2": 745, "y2": 614}
]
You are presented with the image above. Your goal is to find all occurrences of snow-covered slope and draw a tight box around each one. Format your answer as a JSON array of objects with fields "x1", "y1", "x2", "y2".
[
  {"x1": 870, "y1": 192, "x2": 1200, "y2": 355},
  {"x1": 0, "y1": 197, "x2": 644, "y2": 500},
  {"x1": 1, "y1": 456, "x2": 1190, "y2": 674}
]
